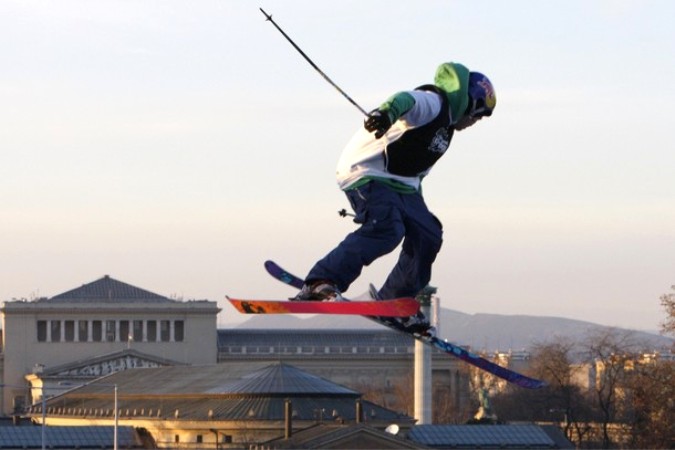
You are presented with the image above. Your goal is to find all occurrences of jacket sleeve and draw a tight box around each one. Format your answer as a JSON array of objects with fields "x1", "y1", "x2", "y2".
[{"x1": 378, "y1": 91, "x2": 416, "y2": 123}]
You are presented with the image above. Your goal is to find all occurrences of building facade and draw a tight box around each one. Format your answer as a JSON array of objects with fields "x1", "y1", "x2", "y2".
[
  {"x1": 0, "y1": 275, "x2": 220, "y2": 415},
  {"x1": 2, "y1": 275, "x2": 480, "y2": 422}
]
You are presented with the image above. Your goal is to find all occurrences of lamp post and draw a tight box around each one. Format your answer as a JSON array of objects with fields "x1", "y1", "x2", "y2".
[
  {"x1": 37, "y1": 384, "x2": 72, "y2": 450},
  {"x1": 3, "y1": 379, "x2": 118, "y2": 450},
  {"x1": 54, "y1": 381, "x2": 119, "y2": 450},
  {"x1": 41, "y1": 392, "x2": 45, "y2": 450},
  {"x1": 113, "y1": 384, "x2": 118, "y2": 450},
  {"x1": 0, "y1": 383, "x2": 50, "y2": 450}
]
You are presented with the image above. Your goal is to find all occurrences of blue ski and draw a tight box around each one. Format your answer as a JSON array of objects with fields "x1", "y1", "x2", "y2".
[{"x1": 264, "y1": 260, "x2": 546, "y2": 389}]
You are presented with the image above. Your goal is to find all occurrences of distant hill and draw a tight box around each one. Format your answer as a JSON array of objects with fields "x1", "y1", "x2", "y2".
[{"x1": 231, "y1": 307, "x2": 673, "y2": 352}]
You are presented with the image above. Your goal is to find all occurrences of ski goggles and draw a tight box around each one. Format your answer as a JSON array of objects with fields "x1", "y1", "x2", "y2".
[{"x1": 467, "y1": 97, "x2": 493, "y2": 118}]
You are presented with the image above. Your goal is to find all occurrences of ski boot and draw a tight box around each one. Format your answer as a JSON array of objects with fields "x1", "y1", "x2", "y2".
[
  {"x1": 369, "y1": 284, "x2": 435, "y2": 337},
  {"x1": 399, "y1": 312, "x2": 436, "y2": 337},
  {"x1": 292, "y1": 280, "x2": 345, "y2": 302}
]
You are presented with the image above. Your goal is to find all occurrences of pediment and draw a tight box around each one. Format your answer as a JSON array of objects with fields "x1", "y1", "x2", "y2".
[{"x1": 42, "y1": 349, "x2": 182, "y2": 377}]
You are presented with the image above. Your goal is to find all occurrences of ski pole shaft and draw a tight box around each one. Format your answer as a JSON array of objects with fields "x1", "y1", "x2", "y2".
[{"x1": 259, "y1": 8, "x2": 369, "y2": 117}]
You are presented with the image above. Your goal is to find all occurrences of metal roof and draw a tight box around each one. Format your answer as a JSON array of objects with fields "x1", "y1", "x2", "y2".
[
  {"x1": 35, "y1": 363, "x2": 413, "y2": 423},
  {"x1": 408, "y1": 424, "x2": 557, "y2": 448},
  {"x1": 52, "y1": 362, "x2": 358, "y2": 397},
  {"x1": 0, "y1": 426, "x2": 139, "y2": 449},
  {"x1": 263, "y1": 423, "x2": 426, "y2": 449},
  {"x1": 207, "y1": 362, "x2": 359, "y2": 396},
  {"x1": 44, "y1": 275, "x2": 175, "y2": 303},
  {"x1": 39, "y1": 393, "x2": 407, "y2": 423}
]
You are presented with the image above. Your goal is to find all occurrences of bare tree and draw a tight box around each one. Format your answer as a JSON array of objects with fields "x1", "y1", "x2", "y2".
[
  {"x1": 582, "y1": 328, "x2": 641, "y2": 449},
  {"x1": 528, "y1": 339, "x2": 593, "y2": 443},
  {"x1": 622, "y1": 356, "x2": 675, "y2": 449},
  {"x1": 477, "y1": 311, "x2": 675, "y2": 449},
  {"x1": 433, "y1": 385, "x2": 471, "y2": 424},
  {"x1": 660, "y1": 285, "x2": 675, "y2": 339},
  {"x1": 355, "y1": 373, "x2": 415, "y2": 418}
]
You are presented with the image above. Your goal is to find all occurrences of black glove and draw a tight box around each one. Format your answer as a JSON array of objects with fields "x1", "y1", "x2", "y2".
[{"x1": 364, "y1": 109, "x2": 392, "y2": 139}]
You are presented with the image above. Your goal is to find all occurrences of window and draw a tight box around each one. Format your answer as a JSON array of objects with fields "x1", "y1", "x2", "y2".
[
  {"x1": 32, "y1": 318, "x2": 192, "y2": 344},
  {"x1": 50, "y1": 321, "x2": 61, "y2": 342},
  {"x1": 196, "y1": 435, "x2": 203, "y2": 444},
  {"x1": 133, "y1": 320, "x2": 143, "y2": 342},
  {"x1": 174, "y1": 320, "x2": 184, "y2": 342},
  {"x1": 160, "y1": 320, "x2": 170, "y2": 341},
  {"x1": 105, "y1": 320, "x2": 116, "y2": 342},
  {"x1": 37, "y1": 321, "x2": 47, "y2": 342},
  {"x1": 147, "y1": 321, "x2": 157, "y2": 342},
  {"x1": 12, "y1": 396, "x2": 26, "y2": 414},
  {"x1": 92, "y1": 321, "x2": 102, "y2": 341},
  {"x1": 119, "y1": 320, "x2": 130, "y2": 342},
  {"x1": 78, "y1": 320, "x2": 89, "y2": 342},
  {"x1": 64, "y1": 320, "x2": 75, "y2": 342}
]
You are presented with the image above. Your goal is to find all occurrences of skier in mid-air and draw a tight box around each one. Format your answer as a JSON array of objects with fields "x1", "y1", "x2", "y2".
[{"x1": 294, "y1": 62, "x2": 496, "y2": 334}]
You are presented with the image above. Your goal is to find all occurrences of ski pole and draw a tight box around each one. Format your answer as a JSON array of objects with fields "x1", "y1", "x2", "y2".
[{"x1": 259, "y1": 8, "x2": 369, "y2": 117}]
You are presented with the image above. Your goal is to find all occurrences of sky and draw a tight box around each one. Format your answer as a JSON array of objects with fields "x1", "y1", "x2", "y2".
[{"x1": 1, "y1": 0, "x2": 674, "y2": 333}]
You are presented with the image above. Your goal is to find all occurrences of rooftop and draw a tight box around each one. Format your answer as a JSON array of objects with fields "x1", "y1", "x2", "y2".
[
  {"x1": 209, "y1": 362, "x2": 359, "y2": 396},
  {"x1": 43, "y1": 275, "x2": 174, "y2": 303},
  {"x1": 407, "y1": 424, "x2": 567, "y2": 449},
  {"x1": 0, "y1": 426, "x2": 140, "y2": 449},
  {"x1": 34, "y1": 362, "x2": 412, "y2": 424}
]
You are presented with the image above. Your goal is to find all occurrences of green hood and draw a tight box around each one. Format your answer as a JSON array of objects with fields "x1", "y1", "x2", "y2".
[{"x1": 434, "y1": 62, "x2": 470, "y2": 123}]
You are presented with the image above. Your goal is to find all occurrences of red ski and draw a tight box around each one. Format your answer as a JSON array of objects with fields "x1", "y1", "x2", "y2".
[{"x1": 227, "y1": 296, "x2": 419, "y2": 317}]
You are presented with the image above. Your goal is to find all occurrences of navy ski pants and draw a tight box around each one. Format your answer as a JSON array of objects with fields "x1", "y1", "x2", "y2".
[{"x1": 306, "y1": 180, "x2": 443, "y2": 299}]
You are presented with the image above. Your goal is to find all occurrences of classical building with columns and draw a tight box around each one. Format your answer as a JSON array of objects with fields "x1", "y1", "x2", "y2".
[{"x1": 0, "y1": 275, "x2": 220, "y2": 414}]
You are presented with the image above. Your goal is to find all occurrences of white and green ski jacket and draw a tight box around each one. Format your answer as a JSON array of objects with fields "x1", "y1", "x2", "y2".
[{"x1": 336, "y1": 62, "x2": 470, "y2": 192}]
